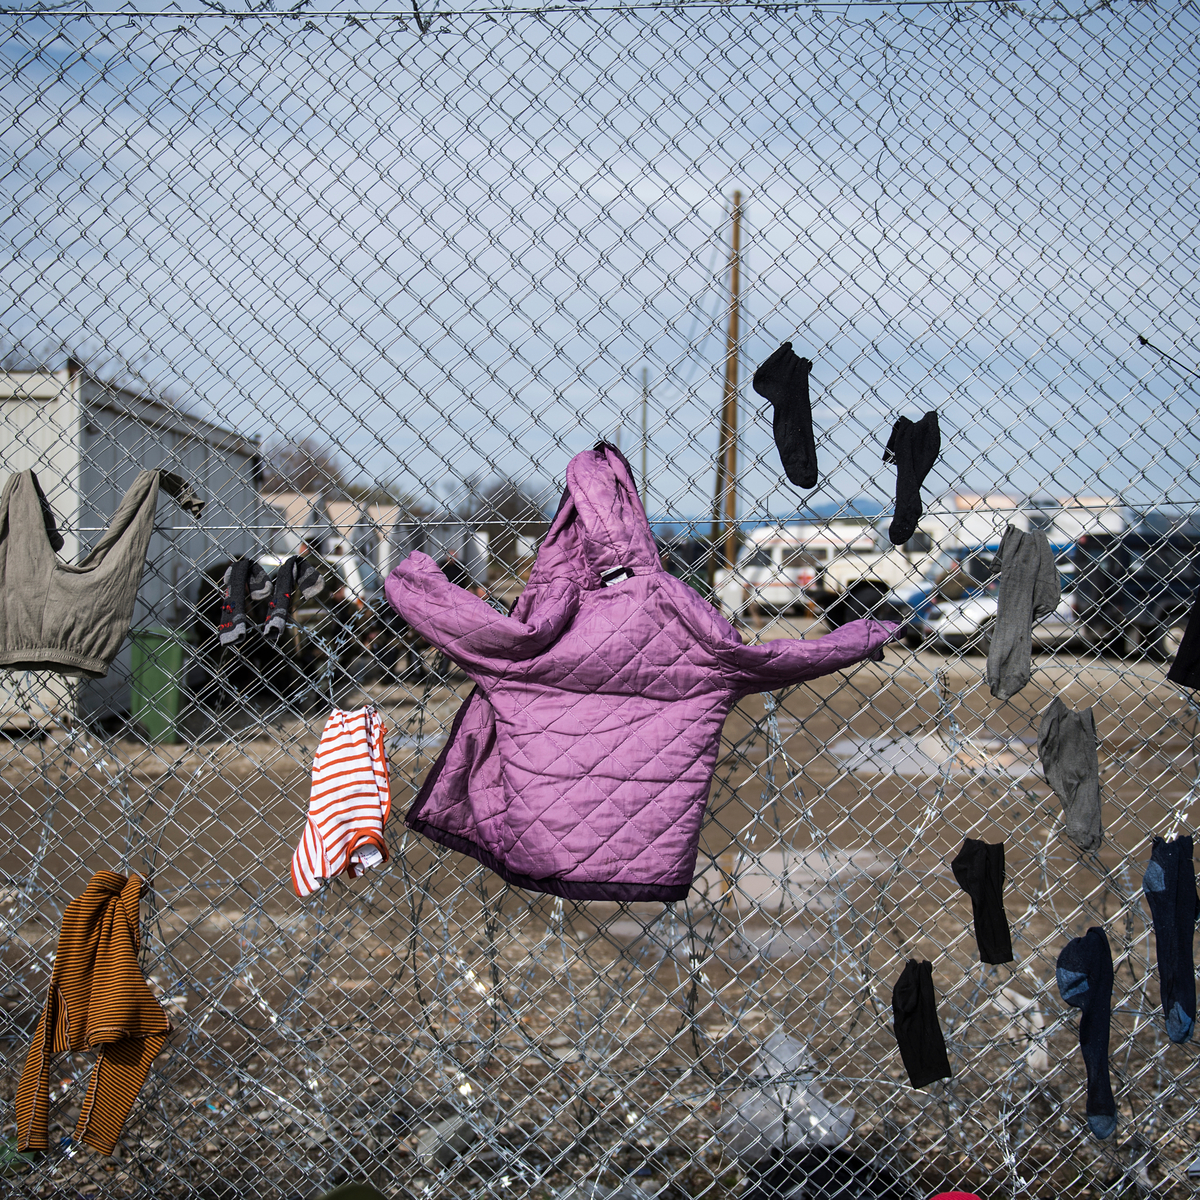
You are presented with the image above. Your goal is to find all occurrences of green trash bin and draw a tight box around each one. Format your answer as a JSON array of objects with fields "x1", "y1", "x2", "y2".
[{"x1": 130, "y1": 627, "x2": 189, "y2": 744}]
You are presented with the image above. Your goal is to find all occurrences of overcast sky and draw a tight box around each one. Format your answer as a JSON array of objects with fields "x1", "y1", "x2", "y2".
[{"x1": 2, "y1": 2, "x2": 1198, "y2": 527}]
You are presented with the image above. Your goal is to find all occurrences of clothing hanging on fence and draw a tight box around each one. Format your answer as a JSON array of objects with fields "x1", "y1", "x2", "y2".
[
  {"x1": 1056, "y1": 926, "x2": 1116, "y2": 1139},
  {"x1": 986, "y1": 524, "x2": 1060, "y2": 701},
  {"x1": 1038, "y1": 696, "x2": 1102, "y2": 853},
  {"x1": 0, "y1": 467, "x2": 202, "y2": 678},
  {"x1": 16, "y1": 871, "x2": 172, "y2": 1157},
  {"x1": 263, "y1": 554, "x2": 323, "y2": 644},
  {"x1": 218, "y1": 556, "x2": 271, "y2": 645},
  {"x1": 951, "y1": 838, "x2": 1013, "y2": 964},
  {"x1": 891, "y1": 959, "x2": 951, "y2": 1089},
  {"x1": 292, "y1": 705, "x2": 392, "y2": 898},
  {"x1": 753, "y1": 342, "x2": 818, "y2": 489},
  {"x1": 387, "y1": 442, "x2": 897, "y2": 902},
  {"x1": 883, "y1": 411, "x2": 940, "y2": 546},
  {"x1": 1166, "y1": 593, "x2": 1200, "y2": 688},
  {"x1": 1142, "y1": 835, "x2": 1200, "y2": 1043}
]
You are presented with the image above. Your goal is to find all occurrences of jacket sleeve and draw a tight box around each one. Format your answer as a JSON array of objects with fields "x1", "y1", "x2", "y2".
[
  {"x1": 385, "y1": 552, "x2": 579, "y2": 675},
  {"x1": 715, "y1": 617, "x2": 898, "y2": 695}
]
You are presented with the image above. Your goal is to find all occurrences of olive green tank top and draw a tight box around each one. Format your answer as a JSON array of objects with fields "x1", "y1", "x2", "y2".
[{"x1": 0, "y1": 469, "x2": 202, "y2": 678}]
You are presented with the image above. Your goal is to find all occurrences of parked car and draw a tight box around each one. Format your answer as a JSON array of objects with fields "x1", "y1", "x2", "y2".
[
  {"x1": 915, "y1": 554, "x2": 1079, "y2": 654},
  {"x1": 716, "y1": 534, "x2": 829, "y2": 616},
  {"x1": 808, "y1": 521, "x2": 946, "y2": 627},
  {"x1": 881, "y1": 550, "x2": 997, "y2": 647},
  {"x1": 658, "y1": 535, "x2": 710, "y2": 597},
  {"x1": 715, "y1": 520, "x2": 943, "y2": 624},
  {"x1": 1073, "y1": 526, "x2": 1200, "y2": 656}
]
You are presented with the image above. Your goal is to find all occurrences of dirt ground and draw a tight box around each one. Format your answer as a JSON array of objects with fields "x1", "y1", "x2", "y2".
[{"x1": 0, "y1": 630, "x2": 1196, "y2": 1199}]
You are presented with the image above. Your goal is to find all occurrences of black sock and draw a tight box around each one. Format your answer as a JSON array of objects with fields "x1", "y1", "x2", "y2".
[
  {"x1": 752, "y1": 343, "x2": 817, "y2": 489},
  {"x1": 883, "y1": 410, "x2": 940, "y2": 545},
  {"x1": 891, "y1": 960, "x2": 951, "y2": 1088},
  {"x1": 1142, "y1": 835, "x2": 1200, "y2": 1044},
  {"x1": 1167, "y1": 594, "x2": 1200, "y2": 688},
  {"x1": 951, "y1": 839, "x2": 1014, "y2": 964},
  {"x1": 219, "y1": 557, "x2": 270, "y2": 646},
  {"x1": 1056, "y1": 927, "x2": 1116, "y2": 1139}
]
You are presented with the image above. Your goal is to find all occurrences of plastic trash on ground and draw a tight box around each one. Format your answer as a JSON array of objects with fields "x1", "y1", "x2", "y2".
[
  {"x1": 416, "y1": 1114, "x2": 483, "y2": 1169},
  {"x1": 717, "y1": 1031, "x2": 856, "y2": 1162},
  {"x1": 556, "y1": 1183, "x2": 655, "y2": 1200}
]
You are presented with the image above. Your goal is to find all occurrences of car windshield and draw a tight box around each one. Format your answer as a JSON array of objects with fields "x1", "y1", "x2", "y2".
[
  {"x1": 740, "y1": 549, "x2": 773, "y2": 568},
  {"x1": 1131, "y1": 545, "x2": 1191, "y2": 579},
  {"x1": 961, "y1": 554, "x2": 996, "y2": 582},
  {"x1": 923, "y1": 553, "x2": 957, "y2": 582}
]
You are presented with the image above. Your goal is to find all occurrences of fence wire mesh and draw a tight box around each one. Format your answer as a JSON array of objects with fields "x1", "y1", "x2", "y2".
[{"x1": 1, "y1": 2, "x2": 1200, "y2": 1197}]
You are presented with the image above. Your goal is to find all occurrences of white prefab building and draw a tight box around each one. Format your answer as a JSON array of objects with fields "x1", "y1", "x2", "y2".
[
  {"x1": 0, "y1": 365, "x2": 263, "y2": 726},
  {"x1": 946, "y1": 493, "x2": 1126, "y2": 549}
]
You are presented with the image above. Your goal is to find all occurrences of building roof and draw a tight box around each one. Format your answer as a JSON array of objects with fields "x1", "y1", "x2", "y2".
[
  {"x1": 0, "y1": 367, "x2": 258, "y2": 459},
  {"x1": 261, "y1": 492, "x2": 403, "y2": 542}
]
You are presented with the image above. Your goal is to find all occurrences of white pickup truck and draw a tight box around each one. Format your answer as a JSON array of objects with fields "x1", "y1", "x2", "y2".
[{"x1": 715, "y1": 519, "x2": 945, "y2": 626}]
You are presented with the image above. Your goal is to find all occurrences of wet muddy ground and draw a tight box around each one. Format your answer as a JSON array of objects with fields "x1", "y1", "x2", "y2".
[{"x1": 0, "y1": 633, "x2": 1196, "y2": 1197}]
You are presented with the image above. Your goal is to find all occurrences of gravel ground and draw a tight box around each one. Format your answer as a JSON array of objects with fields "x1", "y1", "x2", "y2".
[{"x1": 0, "y1": 638, "x2": 1196, "y2": 1199}]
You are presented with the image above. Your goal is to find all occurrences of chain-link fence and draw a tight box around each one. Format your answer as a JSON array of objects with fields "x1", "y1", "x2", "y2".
[{"x1": 2, "y1": 2, "x2": 1200, "y2": 1197}]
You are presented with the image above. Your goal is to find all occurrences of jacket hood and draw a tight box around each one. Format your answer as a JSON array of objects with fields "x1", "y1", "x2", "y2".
[{"x1": 524, "y1": 442, "x2": 659, "y2": 593}]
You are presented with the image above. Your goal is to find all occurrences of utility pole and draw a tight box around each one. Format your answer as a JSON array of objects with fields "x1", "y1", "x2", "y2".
[
  {"x1": 640, "y1": 366, "x2": 649, "y2": 504},
  {"x1": 709, "y1": 190, "x2": 742, "y2": 589}
]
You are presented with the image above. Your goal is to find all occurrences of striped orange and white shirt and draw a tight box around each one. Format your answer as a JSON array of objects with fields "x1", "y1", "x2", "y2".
[{"x1": 292, "y1": 706, "x2": 391, "y2": 898}]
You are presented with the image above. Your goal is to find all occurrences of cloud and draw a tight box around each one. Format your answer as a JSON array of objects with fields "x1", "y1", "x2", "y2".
[{"x1": 1, "y1": 5, "x2": 1197, "y2": 519}]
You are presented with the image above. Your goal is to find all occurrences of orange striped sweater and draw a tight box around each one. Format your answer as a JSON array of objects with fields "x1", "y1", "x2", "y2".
[
  {"x1": 292, "y1": 706, "x2": 392, "y2": 898},
  {"x1": 16, "y1": 871, "x2": 171, "y2": 1156}
]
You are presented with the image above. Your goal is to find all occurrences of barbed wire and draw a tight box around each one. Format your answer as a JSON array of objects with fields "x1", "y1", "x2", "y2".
[
  {"x1": 1, "y1": 2, "x2": 1198, "y2": 1197},
  {"x1": 0, "y1": 0, "x2": 1138, "y2": 19}
]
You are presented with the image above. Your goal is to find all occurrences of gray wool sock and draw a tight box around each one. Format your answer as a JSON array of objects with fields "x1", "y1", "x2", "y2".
[
  {"x1": 1038, "y1": 696, "x2": 1102, "y2": 852},
  {"x1": 987, "y1": 524, "x2": 1060, "y2": 701}
]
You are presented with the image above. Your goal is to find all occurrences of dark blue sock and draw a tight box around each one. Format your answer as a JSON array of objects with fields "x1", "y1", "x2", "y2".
[
  {"x1": 1142, "y1": 835, "x2": 1200, "y2": 1044},
  {"x1": 1056, "y1": 927, "x2": 1116, "y2": 1139}
]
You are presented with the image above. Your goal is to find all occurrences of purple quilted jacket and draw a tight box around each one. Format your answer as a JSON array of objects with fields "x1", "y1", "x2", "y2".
[{"x1": 386, "y1": 444, "x2": 897, "y2": 902}]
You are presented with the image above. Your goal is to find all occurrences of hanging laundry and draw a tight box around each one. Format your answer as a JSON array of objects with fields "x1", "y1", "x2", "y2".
[
  {"x1": 951, "y1": 838, "x2": 1014, "y2": 964},
  {"x1": 1038, "y1": 697, "x2": 1102, "y2": 853},
  {"x1": 1166, "y1": 594, "x2": 1200, "y2": 687},
  {"x1": 752, "y1": 342, "x2": 818, "y2": 489},
  {"x1": 1056, "y1": 927, "x2": 1116, "y2": 1139},
  {"x1": 218, "y1": 557, "x2": 271, "y2": 645},
  {"x1": 16, "y1": 871, "x2": 172, "y2": 1156},
  {"x1": 1141, "y1": 835, "x2": 1200, "y2": 1043},
  {"x1": 986, "y1": 525, "x2": 1060, "y2": 701},
  {"x1": 883, "y1": 411, "x2": 940, "y2": 546},
  {"x1": 0, "y1": 468, "x2": 202, "y2": 678},
  {"x1": 292, "y1": 706, "x2": 392, "y2": 898},
  {"x1": 30, "y1": 469, "x2": 64, "y2": 551},
  {"x1": 386, "y1": 443, "x2": 896, "y2": 902},
  {"x1": 263, "y1": 554, "x2": 324, "y2": 644},
  {"x1": 890, "y1": 960, "x2": 951, "y2": 1088}
]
